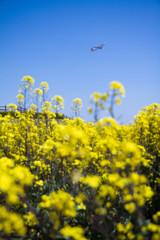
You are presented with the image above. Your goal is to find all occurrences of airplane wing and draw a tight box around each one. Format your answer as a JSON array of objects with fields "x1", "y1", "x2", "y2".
[{"x1": 100, "y1": 42, "x2": 106, "y2": 48}]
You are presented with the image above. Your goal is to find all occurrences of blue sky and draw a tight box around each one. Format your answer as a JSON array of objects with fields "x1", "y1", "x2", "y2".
[{"x1": 0, "y1": 0, "x2": 160, "y2": 124}]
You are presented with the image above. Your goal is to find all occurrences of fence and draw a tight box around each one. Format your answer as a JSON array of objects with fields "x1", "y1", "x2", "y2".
[{"x1": 0, "y1": 105, "x2": 26, "y2": 113}]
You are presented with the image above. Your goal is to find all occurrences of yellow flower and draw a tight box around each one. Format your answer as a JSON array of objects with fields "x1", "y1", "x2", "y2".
[
  {"x1": 123, "y1": 194, "x2": 133, "y2": 202},
  {"x1": 60, "y1": 225, "x2": 87, "y2": 240},
  {"x1": 29, "y1": 104, "x2": 38, "y2": 111},
  {"x1": 143, "y1": 186, "x2": 154, "y2": 199},
  {"x1": 7, "y1": 104, "x2": 18, "y2": 111},
  {"x1": 82, "y1": 175, "x2": 101, "y2": 188},
  {"x1": 22, "y1": 76, "x2": 34, "y2": 85},
  {"x1": 33, "y1": 88, "x2": 43, "y2": 96},
  {"x1": 152, "y1": 233, "x2": 160, "y2": 240},
  {"x1": 16, "y1": 94, "x2": 25, "y2": 102},
  {"x1": 88, "y1": 107, "x2": 92, "y2": 113},
  {"x1": 77, "y1": 202, "x2": 86, "y2": 210},
  {"x1": 117, "y1": 223, "x2": 125, "y2": 232},
  {"x1": 91, "y1": 92, "x2": 101, "y2": 102},
  {"x1": 23, "y1": 212, "x2": 38, "y2": 226},
  {"x1": 12, "y1": 166, "x2": 34, "y2": 185},
  {"x1": 137, "y1": 234, "x2": 144, "y2": 240},
  {"x1": 0, "y1": 205, "x2": 26, "y2": 236},
  {"x1": 39, "y1": 190, "x2": 76, "y2": 218},
  {"x1": 75, "y1": 193, "x2": 86, "y2": 204},
  {"x1": 35, "y1": 180, "x2": 44, "y2": 186},
  {"x1": 124, "y1": 202, "x2": 136, "y2": 214},
  {"x1": 108, "y1": 173, "x2": 120, "y2": 183},
  {"x1": 40, "y1": 82, "x2": 49, "y2": 92},
  {"x1": 147, "y1": 223, "x2": 158, "y2": 232},
  {"x1": 126, "y1": 222, "x2": 134, "y2": 231},
  {"x1": 153, "y1": 211, "x2": 160, "y2": 223},
  {"x1": 110, "y1": 81, "x2": 125, "y2": 97},
  {"x1": 116, "y1": 98, "x2": 121, "y2": 104},
  {"x1": 101, "y1": 92, "x2": 109, "y2": 101},
  {"x1": 127, "y1": 231, "x2": 135, "y2": 240}
]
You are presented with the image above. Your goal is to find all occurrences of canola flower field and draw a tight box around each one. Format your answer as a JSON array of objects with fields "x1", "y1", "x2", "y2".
[{"x1": 0, "y1": 76, "x2": 160, "y2": 240}]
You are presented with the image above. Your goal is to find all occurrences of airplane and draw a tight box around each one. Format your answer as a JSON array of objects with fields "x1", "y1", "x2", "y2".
[{"x1": 91, "y1": 42, "x2": 106, "y2": 52}]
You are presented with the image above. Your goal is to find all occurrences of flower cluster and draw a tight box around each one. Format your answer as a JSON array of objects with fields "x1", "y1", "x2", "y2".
[{"x1": 0, "y1": 78, "x2": 160, "y2": 240}]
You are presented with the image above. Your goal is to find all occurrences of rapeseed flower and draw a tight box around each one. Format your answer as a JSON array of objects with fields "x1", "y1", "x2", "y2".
[
  {"x1": 60, "y1": 225, "x2": 87, "y2": 240},
  {"x1": 23, "y1": 211, "x2": 38, "y2": 226},
  {"x1": 81, "y1": 175, "x2": 101, "y2": 188}
]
